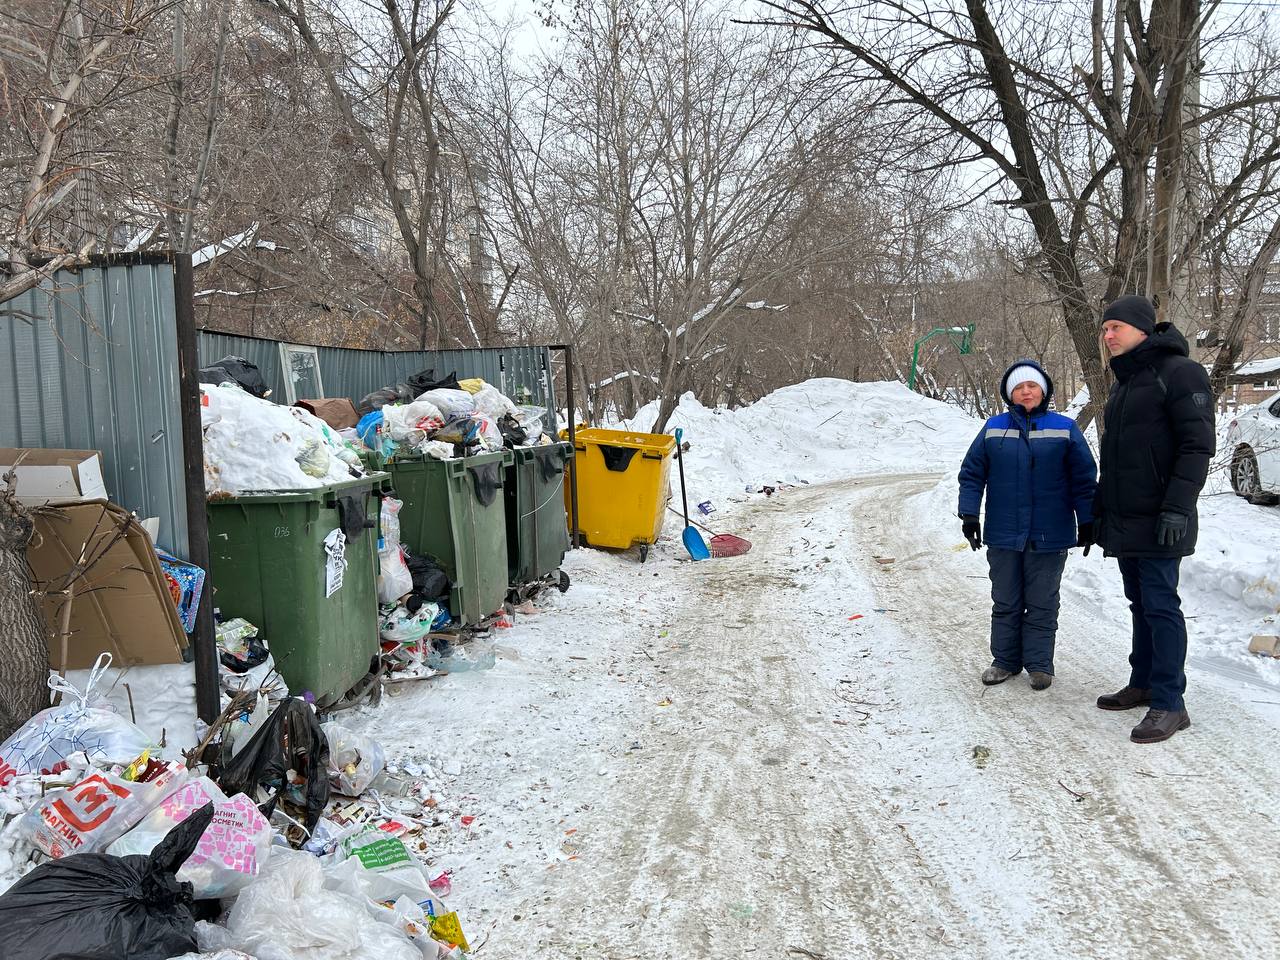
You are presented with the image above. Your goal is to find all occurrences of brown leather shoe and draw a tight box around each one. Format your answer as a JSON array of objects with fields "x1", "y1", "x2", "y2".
[
  {"x1": 1130, "y1": 708, "x2": 1191, "y2": 744},
  {"x1": 1096, "y1": 686, "x2": 1152, "y2": 711}
]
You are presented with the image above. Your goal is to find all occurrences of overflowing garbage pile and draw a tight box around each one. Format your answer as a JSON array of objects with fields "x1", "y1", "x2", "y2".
[
  {"x1": 202, "y1": 381, "x2": 367, "y2": 496},
  {"x1": 355, "y1": 372, "x2": 550, "y2": 462},
  {"x1": 0, "y1": 656, "x2": 477, "y2": 960}
]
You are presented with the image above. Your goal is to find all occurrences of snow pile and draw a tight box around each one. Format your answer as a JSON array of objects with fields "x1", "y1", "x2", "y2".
[
  {"x1": 202, "y1": 384, "x2": 364, "y2": 495},
  {"x1": 619, "y1": 379, "x2": 978, "y2": 501}
]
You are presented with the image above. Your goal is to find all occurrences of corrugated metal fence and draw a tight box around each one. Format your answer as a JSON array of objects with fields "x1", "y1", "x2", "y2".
[
  {"x1": 197, "y1": 332, "x2": 558, "y2": 414},
  {"x1": 0, "y1": 256, "x2": 191, "y2": 555},
  {"x1": 0, "y1": 257, "x2": 560, "y2": 560}
]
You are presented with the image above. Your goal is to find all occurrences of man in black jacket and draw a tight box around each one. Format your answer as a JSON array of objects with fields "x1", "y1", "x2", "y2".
[{"x1": 1093, "y1": 294, "x2": 1215, "y2": 743}]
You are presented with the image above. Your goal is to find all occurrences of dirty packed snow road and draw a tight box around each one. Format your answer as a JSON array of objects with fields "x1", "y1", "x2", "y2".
[{"x1": 486, "y1": 474, "x2": 1280, "y2": 960}]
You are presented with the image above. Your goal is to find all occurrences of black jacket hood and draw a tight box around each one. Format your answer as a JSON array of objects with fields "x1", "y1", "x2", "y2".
[
  {"x1": 999, "y1": 358, "x2": 1055, "y2": 414},
  {"x1": 1111, "y1": 322, "x2": 1190, "y2": 380}
]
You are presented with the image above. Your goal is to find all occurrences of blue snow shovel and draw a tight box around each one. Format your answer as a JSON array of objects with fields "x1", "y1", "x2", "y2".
[{"x1": 674, "y1": 428, "x2": 711, "y2": 561}]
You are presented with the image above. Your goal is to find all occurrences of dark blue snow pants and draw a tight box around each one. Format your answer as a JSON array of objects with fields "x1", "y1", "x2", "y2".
[
  {"x1": 1117, "y1": 557, "x2": 1187, "y2": 711},
  {"x1": 987, "y1": 546, "x2": 1068, "y2": 675}
]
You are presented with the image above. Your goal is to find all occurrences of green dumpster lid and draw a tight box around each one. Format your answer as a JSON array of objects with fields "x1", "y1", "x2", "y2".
[{"x1": 207, "y1": 472, "x2": 389, "y2": 505}]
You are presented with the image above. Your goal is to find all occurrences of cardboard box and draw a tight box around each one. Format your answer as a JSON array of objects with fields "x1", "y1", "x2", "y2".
[
  {"x1": 296, "y1": 398, "x2": 359, "y2": 430},
  {"x1": 27, "y1": 499, "x2": 188, "y2": 670},
  {"x1": 0, "y1": 448, "x2": 108, "y2": 505},
  {"x1": 1248, "y1": 634, "x2": 1280, "y2": 658}
]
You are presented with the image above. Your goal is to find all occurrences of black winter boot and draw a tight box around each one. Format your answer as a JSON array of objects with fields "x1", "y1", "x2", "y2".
[
  {"x1": 1130, "y1": 708, "x2": 1191, "y2": 744},
  {"x1": 1096, "y1": 686, "x2": 1152, "y2": 711}
]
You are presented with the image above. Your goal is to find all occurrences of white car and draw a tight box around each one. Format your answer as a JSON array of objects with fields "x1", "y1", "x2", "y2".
[{"x1": 1228, "y1": 390, "x2": 1280, "y2": 502}]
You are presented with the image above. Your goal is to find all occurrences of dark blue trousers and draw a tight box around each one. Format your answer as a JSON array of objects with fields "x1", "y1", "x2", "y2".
[
  {"x1": 1117, "y1": 557, "x2": 1187, "y2": 711},
  {"x1": 987, "y1": 546, "x2": 1067, "y2": 675}
]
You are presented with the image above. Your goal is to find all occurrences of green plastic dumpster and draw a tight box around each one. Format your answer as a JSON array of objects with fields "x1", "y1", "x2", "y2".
[
  {"x1": 505, "y1": 442, "x2": 572, "y2": 592},
  {"x1": 206, "y1": 474, "x2": 387, "y2": 707},
  {"x1": 387, "y1": 450, "x2": 514, "y2": 625}
]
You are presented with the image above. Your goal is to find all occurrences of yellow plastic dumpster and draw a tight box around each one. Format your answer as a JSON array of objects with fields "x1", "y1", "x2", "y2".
[{"x1": 565, "y1": 428, "x2": 677, "y2": 561}]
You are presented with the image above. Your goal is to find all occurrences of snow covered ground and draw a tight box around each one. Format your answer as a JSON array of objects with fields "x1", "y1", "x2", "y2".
[
  {"x1": 4, "y1": 378, "x2": 1280, "y2": 960},
  {"x1": 343, "y1": 380, "x2": 1280, "y2": 957}
]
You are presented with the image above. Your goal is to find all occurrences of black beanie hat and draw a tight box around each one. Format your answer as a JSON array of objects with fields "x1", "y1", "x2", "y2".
[{"x1": 1101, "y1": 294, "x2": 1156, "y2": 335}]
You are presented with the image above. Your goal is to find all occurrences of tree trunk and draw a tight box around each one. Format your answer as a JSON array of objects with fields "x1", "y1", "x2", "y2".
[
  {"x1": 1208, "y1": 212, "x2": 1280, "y2": 398},
  {"x1": 0, "y1": 489, "x2": 50, "y2": 743}
]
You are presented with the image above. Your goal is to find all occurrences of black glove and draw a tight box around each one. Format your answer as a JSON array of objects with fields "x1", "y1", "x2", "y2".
[
  {"x1": 961, "y1": 515, "x2": 981, "y2": 551},
  {"x1": 1156, "y1": 511, "x2": 1188, "y2": 547},
  {"x1": 1076, "y1": 520, "x2": 1094, "y2": 557}
]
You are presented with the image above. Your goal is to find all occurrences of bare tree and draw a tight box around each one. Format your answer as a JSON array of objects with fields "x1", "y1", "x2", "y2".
[
  {"x1": 750, "y1": 0, "x2": 1280, "y2": 427},
  {"x1": 0, "y1": 466, "x2": 48, "y2": 743}
]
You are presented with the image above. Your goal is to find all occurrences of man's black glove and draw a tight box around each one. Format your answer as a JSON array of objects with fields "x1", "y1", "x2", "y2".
[
  {"x1": 961, "y1": 515, "x2": 981, "y2": 551},
  {"x1": 1156, "y1": 511, "x2": 1188, "y2": 547},
  {"x1": 1076, "y1": 520, "x2": 1094, "y2": 557}
]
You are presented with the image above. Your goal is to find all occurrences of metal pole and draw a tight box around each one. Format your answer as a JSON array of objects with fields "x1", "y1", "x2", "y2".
[
  {"x1": 564, "y1": 344, "x2": 581, "y2": 548},
  {"x1": 173, "y1": 252, "x2": 220, "y2": 725}
]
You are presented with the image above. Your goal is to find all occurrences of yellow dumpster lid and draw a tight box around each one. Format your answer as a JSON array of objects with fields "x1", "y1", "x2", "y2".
[{"x1": 565, "y1": 428, "x2": 677, "y2": 455}]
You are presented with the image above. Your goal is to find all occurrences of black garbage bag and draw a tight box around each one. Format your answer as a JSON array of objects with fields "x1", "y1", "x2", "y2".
[
  {"x1": 220, "y1": 635, "x2": 269, "y2": 674},
  {"x1": 0, "y1": 803, "x2": 215, "y2": 960},
  {"x1": 198, "y1": 355, "x2": 270, "y2": 398},
  {"x1": 407, "y1": 368, "x2": 461, "y2": 395},
  {"x1": 212, "y1": 697, "x2": 330, "y2": 842},
  {"x1": 406, "y1": 553, "x2": 451, "y2": 605},
  {"x1": 355, "y1": 383, "x2": 415, "y2": 415},
  {"x1": 498, "y1": 412, "x2": 527, "y2": 448}
]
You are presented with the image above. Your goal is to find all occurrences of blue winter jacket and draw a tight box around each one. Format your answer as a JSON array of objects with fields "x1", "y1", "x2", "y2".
[{"x1": 957, "y1": 359, "x2": 1098, "y2": 551}]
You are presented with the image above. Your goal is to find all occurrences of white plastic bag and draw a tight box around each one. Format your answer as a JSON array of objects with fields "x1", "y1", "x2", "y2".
[
  {"x1": 0, "y1": 656, "x2": 155, "y2": 787},
  {"x1": 107, "y1": 776, "x2": 273, "y2": 898},
  {"x1": 224, "y1": 849, "x2": 421, "y2": 960},
  {"x1": 323, "y1": 850, "x2": 445, "y2": 916},
  {"x1": 471, "y1": 384, "x2": 517, "y2": 421},
  {"x1": 416, "y1": 389, "x2": 474, "y2": 419},
  {"x1": 322, "y1": 724, "x2": 386, "y2": 796},
  {"x1": 419, "y1": 440, "x2": 455, "y2": 460},
  {"x1": 378, "y1": 545, "x2": 412, "y2": 604},
  {"x1": 514, "y1": 405, "x2": 546, "y2": 443},
  {"x1": 21, "y1": 758, "x2": 187, "y2": 858}
]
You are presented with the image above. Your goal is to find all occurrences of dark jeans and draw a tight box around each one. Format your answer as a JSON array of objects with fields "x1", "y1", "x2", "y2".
[
  {"x1": 987, "y1": 546, "x2": 1068, "y2": 675},
  {"x1": 1117, "y1": 557, "x2": 1187, "y2": 711}
]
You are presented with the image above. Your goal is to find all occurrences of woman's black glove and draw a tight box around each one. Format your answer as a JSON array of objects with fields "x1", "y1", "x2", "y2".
[{"x1": 961, "y1": 515, "x2": 981, "y2": 551}]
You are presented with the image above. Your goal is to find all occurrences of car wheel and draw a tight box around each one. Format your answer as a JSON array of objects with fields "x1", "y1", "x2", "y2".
[{"x1": 1231, "y1": 446, "x2": 1262, "y2": 497}]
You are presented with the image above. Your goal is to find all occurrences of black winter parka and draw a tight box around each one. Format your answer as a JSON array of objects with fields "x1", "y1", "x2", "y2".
[{"x1": 1094, "y1": 324, "x2": 1215, "y2": 558}]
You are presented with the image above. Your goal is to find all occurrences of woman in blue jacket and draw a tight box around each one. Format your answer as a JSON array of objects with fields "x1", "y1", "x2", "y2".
[{"x1": 957, "y1": 360, "x2": 1098, "y2": 690}]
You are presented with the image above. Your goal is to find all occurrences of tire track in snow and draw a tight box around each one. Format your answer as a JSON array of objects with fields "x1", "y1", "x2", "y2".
[
  {"x1": 493, "y1": 475, "x2": 980, "y2": 959},
  {"x1": 485, "y1": 473, "x2": 1280, "y2": 959}
]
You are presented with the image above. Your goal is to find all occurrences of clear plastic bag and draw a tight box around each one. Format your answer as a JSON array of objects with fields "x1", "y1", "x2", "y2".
[
  {"x1": 321, "y1": 723, "x2": 386, "y2": 796},
  {"x1": 223, "y1": 849, "x2": 422, "y2": 960},
  {"x1": 296, "y1": 439, "x2": 331, "y2": 478},
  {"x1": 471, "y1": 384, "x2": 517, "y2": 421}
]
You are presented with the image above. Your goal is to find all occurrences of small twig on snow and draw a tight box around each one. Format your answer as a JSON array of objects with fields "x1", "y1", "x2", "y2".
[{"x1": 1057, "y1": 779, "x2": 1088, "y2": 801}]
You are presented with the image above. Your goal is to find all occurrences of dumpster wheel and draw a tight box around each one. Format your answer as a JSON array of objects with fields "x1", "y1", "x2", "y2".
[
  {"x1": 558, "y1": 569, "x2": 571, "y2": 593},
  {"x1": 638, "y1": 544, "x2": 649, "y2": 563}
]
